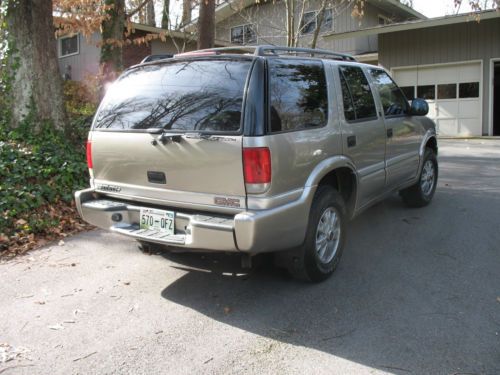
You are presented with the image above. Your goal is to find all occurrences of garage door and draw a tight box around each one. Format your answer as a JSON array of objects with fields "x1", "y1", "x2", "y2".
[{"x1": 392, "y1": 62, "x2": 482, "y2": 136}]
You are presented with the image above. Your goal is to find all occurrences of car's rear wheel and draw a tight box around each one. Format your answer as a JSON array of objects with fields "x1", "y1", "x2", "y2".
[
  {"x1": 400, "y1": 148, "x2": 438, "y2": 208},
  {"x1": 287, "y1": 186, "x2": 346, "y2": 282}
]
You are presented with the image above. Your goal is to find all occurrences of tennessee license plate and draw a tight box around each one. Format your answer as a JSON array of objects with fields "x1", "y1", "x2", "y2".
[{"x1": 139, "y1": 208, "x2": 175, "y2": 235}]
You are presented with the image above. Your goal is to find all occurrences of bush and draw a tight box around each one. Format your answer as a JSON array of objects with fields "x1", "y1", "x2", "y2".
[{"x1": 0, "y1": 121, "x2": 90, "y2": 254}]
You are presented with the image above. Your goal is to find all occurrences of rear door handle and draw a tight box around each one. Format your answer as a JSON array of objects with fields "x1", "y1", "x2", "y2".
[
  {"x1": 387, "y1": 128, "x2": 393, "y2": 138},
  {"x1": 347, "y1": 135, "x2": 356, "y2": 148}
]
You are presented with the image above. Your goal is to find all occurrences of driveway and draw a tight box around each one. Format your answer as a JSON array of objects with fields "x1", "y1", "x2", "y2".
[{"x1": 1, "y1": 139, "x2": 499, "y2": 375}]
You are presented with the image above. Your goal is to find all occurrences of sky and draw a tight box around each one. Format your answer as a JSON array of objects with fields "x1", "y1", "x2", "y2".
[{"x1": 412, "y1": 0, "x2": 494, "y2": 18}]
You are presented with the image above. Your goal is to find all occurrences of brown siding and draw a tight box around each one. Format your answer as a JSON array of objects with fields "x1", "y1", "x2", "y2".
[
  {"x1": 379, "y1": 18, "x2": 500, "y2": 134},
  {"x1": 123, "y1": 41, "x2": 151, "y2": 68}
]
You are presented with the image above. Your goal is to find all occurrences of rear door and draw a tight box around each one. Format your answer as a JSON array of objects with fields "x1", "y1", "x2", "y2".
[
  {"x1": 89, "y1": 58, "x2": 254, "y2": 212},
  {"x1": 336, "y1": 65, "x2": 387, "y2": 208}
]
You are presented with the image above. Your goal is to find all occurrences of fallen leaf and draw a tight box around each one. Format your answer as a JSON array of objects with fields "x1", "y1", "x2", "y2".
[
  {"x1": 48, "y1": 324, "x2": 64, "y2": 330},
  {"x1": 123, "y1": 281, "x2": 130, "y2": 286}
]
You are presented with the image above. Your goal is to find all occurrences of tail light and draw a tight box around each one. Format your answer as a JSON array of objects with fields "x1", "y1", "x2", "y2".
[
  {"x1": 86, "y1": 141, "x2": 93, "y2": 169},
  {"x1": 243, "y1": 147, "x2": 271, "y2": 194}
]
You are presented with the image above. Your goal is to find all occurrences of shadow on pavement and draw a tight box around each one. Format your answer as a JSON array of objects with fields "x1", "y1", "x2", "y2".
[{"x1": 158, "y1": 148, "x2": 500, "y2": 374}]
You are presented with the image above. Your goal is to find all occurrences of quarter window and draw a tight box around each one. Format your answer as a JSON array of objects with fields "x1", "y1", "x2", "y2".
[
  {"x1": 339, "y1": 66, "x2": 377, "y2": 121},
  {"x1": 369, "y1": 69, "x2": 408, "y2": 116},
  {"x1": 231, "y1": 24, "x2": 256, "y2": 45},
  {"x1": 268, "y1": 59, "x2": 328, "y2": 132},
  {"x1": 59, "y1": 34, "x2": 79, "y2": 58}
]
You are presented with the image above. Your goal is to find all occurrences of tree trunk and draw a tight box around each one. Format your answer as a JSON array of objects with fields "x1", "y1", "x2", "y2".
[
  {"x1": 161, "y1": 0, "x2": 170, "y2": 28},
  {"x1": 101, "y1": 0, "x2": 125, "y2": 82},
  {"x1": 6, "y1": 0, "x2": 67, "y2": 130},
  {"x1": 181, "y1": 0, "x2": 192, "y2": 26},
  {"x1": 197, "y1": 0, "x2": 215, "y2": 49},
  {"x1": 146, "y1": 0, "x2": 155, "y2": 26}
]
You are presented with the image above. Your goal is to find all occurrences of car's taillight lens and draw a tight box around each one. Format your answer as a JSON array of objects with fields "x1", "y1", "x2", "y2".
[
  {"x1": 243, "y1": 147, "x2": 271, "y2": 185},
  {"x1": 86, "y1": 141, "x2": 93, "y2": 169}
]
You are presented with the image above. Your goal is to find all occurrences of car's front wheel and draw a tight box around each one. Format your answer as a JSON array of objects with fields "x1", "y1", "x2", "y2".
[
  {"x1": 287, "y1": 186, "x2": 346, "y2": 282},
  {"x1": 400, "y1": 147, "x2": 438, "y2": 208}
]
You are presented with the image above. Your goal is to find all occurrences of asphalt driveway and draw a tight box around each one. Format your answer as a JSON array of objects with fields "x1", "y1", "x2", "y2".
[{"x1": 1, "y1": 139, "x2": 499, "y2": 375}]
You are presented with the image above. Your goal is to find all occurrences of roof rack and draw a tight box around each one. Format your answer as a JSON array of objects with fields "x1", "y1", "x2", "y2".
[{"x1": 175, "y1": 45, "x2": 357, "y2": 62}]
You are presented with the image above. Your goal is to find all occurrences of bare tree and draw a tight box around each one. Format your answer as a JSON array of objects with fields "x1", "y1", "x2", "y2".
[
  {"x1": 182, "y1": 0, "x2": 193, "y2": 26},
  {"x1": 161, "y1": 0, "x2": 170, "y2": 28},
  {"x1": 146, "y1": 0, "x2": 155, "y2": 26},
  {"x1": 197, "y1": 0, "x2": 215, "y2": 49}
]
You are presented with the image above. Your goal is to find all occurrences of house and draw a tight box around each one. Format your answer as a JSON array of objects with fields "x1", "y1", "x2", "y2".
[
  {"x1": 57, "y1": 22, "x2": 196, "y2": 81},
  {"x1": 323, "y1": 10, "x2": 500, "y2": 137},
  {"x1": 206, "y1": 0, "x2": 426, "y2": 63}
]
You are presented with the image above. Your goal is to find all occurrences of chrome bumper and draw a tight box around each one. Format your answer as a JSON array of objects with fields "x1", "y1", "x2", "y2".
[{"x1": 75, "y1": 188, "x2": 313, "y2": 254}]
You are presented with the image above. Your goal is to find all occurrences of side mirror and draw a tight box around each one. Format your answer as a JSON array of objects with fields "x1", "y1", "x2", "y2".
[{"x1": 409, "y1": 98, "x2": 429, "y2": 116}]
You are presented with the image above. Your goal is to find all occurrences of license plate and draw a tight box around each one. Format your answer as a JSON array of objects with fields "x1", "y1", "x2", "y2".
[{"x1": 139, "y1": 208, "x2": 175, "y2": 235}]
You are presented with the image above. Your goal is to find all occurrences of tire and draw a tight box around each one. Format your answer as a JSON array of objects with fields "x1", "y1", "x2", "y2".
[
  {"x1": 287, "y1": 185, "x2": 346, "y2": 282},
  {"x1": 400, "y1": 148, "x2": 438, "y2": 208}
]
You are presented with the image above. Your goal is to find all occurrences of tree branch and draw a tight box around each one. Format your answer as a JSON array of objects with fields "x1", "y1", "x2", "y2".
[{"x1": 126, "y1": 0, "x2": 151, "y2": 18}]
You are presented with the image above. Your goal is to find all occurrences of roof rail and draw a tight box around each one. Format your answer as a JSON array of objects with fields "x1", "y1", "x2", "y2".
[{"x1": 175, "y1": 45, "x2": 357, "y2": 62}]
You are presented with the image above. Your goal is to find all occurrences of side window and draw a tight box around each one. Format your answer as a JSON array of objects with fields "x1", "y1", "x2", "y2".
[
  {"x1": 339, "y1": 65, "x2": 377, "y2": 121},
  {"x1": 269, "y1": 59, "x2": 328, "y2": 132},
  {"x1": 369, "y1": 69, "x2": 409, "y2": 117}
]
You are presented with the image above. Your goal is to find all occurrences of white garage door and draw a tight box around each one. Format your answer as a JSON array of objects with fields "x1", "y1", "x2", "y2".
[{"x1": 392, "y1": 62, "x2": 482, "y2": 136}]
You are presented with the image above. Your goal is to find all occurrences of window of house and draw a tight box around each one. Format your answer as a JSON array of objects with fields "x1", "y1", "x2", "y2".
[
  {"x1": 369, "y1": 69, "x2": 408, "y2": 116},
  {"x1": 301, "y1": 11, "x2": 317, "y2": 34},
  {"x1": 59, "y1": 34, "x2": 79, "y2": 58},
  {"x1": 459, "y1": 82, "x2": 480, "y2": 98},
  {"x1": 400, "y1": 86, "x2": 415, "y2": 101},
  {"x1": 339, "y1": 66, "x2": 377, "y2": 122},
  {"x1": 321, "y1": 9, "x2": 333, "y2": 31},
  {"x1": 417, "y1": 85, "x2": 435, "y2": 100},
  {"x1": 268, "y1": 59, "x2": 328, "y2": 133},
  {"x1": 437, "y1": 84, "x2": 457, "y2": 99},
  {"x1": 301, "y1": 9, "x2": 334, "y2": 34},
  {"x1": 230, "y1": 24, "x2": 256, "y2": 45}
]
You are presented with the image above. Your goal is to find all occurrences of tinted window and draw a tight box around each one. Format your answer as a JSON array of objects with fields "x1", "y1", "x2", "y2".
[
  {"x1": 339, "y1": 65, "x2": 377, "y2": 121},
  {"x1": 400, "y1": 86, "x2": 415, "y2": 101},
  {"x1": 269, "y1": 59, "x2": 328, "y2": 132},
  {"x1": 93, "y1": 60, "x2": 252, "y2": 132},
  {"x1": 417, "y1": 85, "x2": 435, "y2": 100},
  {"x1": 340, "y1": 74, "x2": 355, "y2": 121},
  {"x1": 369, "y1": 69, "x2": 408, "y2": 116},
  {"x1": 459, "y1": 82, "x2": 479, "y2": 98},
  {"x1": 437, "y1": 84, "x2": 457, "y2": 99}
]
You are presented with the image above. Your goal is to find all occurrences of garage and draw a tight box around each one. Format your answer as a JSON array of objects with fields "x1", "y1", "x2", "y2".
[{"x1": 392, "y1": 62, "x2": 482, "y2": 136}]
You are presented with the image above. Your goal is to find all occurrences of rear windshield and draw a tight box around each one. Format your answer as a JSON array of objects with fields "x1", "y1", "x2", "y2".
[{"x1": 93, "y1": 59, "x2": 252, "y2": 132}]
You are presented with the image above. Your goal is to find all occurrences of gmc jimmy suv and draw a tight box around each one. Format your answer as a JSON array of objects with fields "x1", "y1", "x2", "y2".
[{"x1": 75, "y1": 46, "x2": 438, "y2": 282}]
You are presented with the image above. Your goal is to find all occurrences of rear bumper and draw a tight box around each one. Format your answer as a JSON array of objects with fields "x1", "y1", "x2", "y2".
[{"x1": 74, "y1": 188, "x2": 313, "y2": 254}]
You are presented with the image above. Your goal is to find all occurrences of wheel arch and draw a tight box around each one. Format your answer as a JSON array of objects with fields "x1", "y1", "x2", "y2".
[{"x1": 305, "y1": 156, "x2": 358, "y2": 218}]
